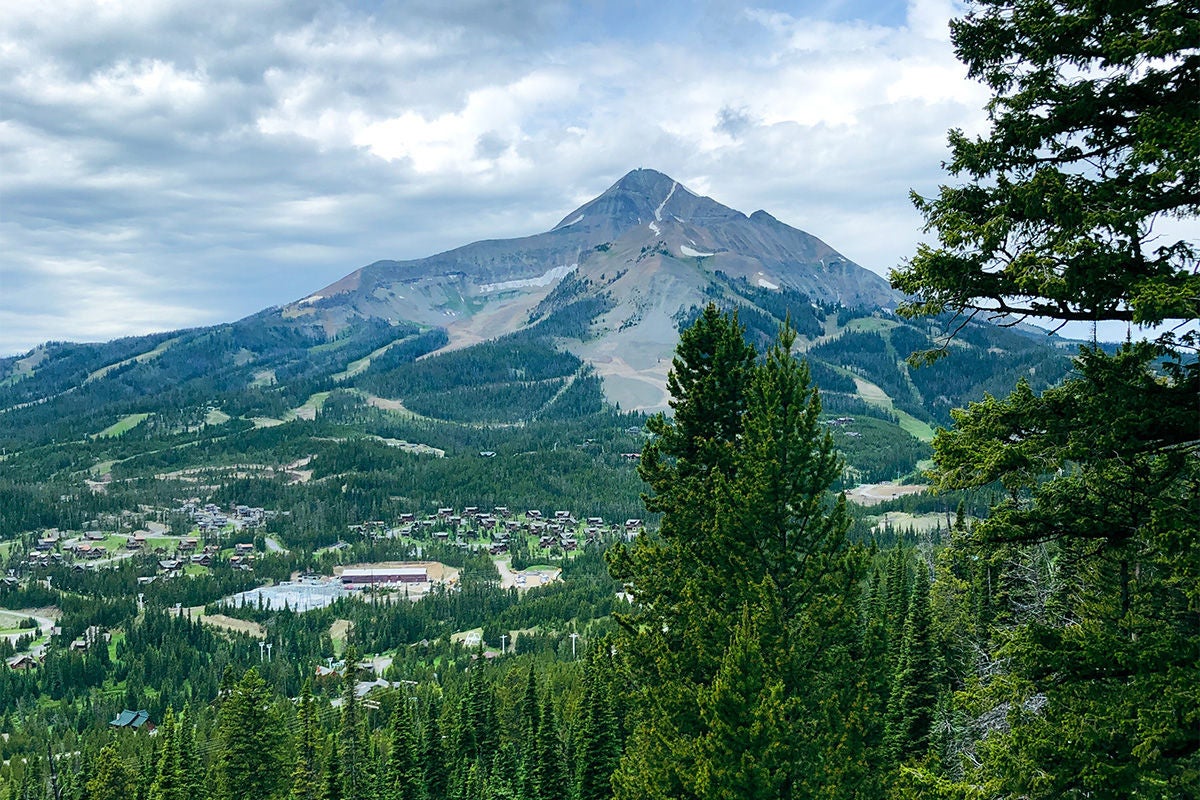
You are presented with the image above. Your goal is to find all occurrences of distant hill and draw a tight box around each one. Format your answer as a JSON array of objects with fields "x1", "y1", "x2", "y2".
[{"x1": 0, "y1": 169, "x2": 1076, "y2": 490}]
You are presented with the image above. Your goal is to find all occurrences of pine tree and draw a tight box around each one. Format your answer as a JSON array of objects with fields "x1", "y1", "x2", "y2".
[
  {"x1": 883, "y1": 565, "x2": 940, "y2": 764},
  {"x1": 85, "y1": 743, "x2": 137, "y2": 800},
  {"x1": 611, "y1": 314, "x2": 877, "y2": 798},
  {"x1": 149, "y1": 707, "x2": 184, "y2": 800},
  {"x1": 575, "y1": 647, "x2": 621, "y2": 800},
  {"x1": 532, "y1": 694, "x2": 565, "y2": 800},
  {"x1": 385, "y1": 695, "x2": 423, "y2": 800},
  {"x1": 891, "y1": 1, "x2": 1200, "y2": 789},
  {"x1": 337, "y1": 648, "x2": 370, "y2": 800},
  {"x1": 324, "y1": 737, "x2": 342, "y2": 800},
  {"x1": 216, "y1": 667, "x2": 285, "y2": 800},
  {"x1": 421, "y1": 711, "x2": 448, "y2": 800},
  {"x1": 289, "y1": 683, "x2": 322, "y2": 800},
  {"x1": 177, "y1": 705, "x2": 205, "y2": 800},
  {"x1": 687, "y1": 604, "x2": 788, "y2": 800},
  {"x1": 517, "y1": 665, "x2": 540, "y2": 799}
]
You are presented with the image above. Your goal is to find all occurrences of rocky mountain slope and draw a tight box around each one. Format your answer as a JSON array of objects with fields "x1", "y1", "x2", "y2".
[
  {"x1": 0, "y1": 168, "x2": 1073, "y2": 463},
  {"x1": 276, "y1": 168, "x2": 896, "y2": 409}
]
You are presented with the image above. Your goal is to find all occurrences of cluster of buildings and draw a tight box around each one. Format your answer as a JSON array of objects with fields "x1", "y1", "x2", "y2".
[
  {"x1": 345, "y1": 506, "x2": 647, "y2": 556},
  {"x1": 179, "y1": 501, "x2": 271, "y2": 534}
]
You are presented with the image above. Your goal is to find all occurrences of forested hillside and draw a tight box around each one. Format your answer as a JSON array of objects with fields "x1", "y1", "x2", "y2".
[{"x1": 2, "y1": 1, "x2": 1196, "y2": 798}]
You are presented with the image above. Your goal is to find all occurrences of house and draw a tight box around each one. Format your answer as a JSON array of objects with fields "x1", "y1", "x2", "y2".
[
  {"x1": 109, "y1": 709, "x2": 154, "y2": 731},
  {"x1": 71, "y1": 626, "x2": 109, "y2": 651},
  {"x1": 6, "y1": 654, "x2": 40, "y2": 671}
]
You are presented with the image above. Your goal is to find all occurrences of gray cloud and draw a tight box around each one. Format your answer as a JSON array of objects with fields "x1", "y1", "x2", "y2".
[{"x1": 1, "y1": 0, "x2": 1001, "y2": 355}]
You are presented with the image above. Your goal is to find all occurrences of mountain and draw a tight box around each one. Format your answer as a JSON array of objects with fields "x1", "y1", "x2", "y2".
[
  {"x1": 278, "y1": 168, "x2": 896, "y2": 410},
  {"x1": 0, "y1": 168, "x2": 1076, "y2": 492},
  {"x1": 293, "y1": 168, "x2": 894, "y2": 328}
]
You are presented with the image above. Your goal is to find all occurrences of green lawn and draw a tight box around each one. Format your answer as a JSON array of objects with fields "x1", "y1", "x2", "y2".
[
  {"x1": 205, "y1": 408, "x2": 231, "y2": 425},
  {"x1": 92, "y1": 413, "x2": 151, "y2": 439},
  {"x1": 842, "y1": 316, "x2": 901, "y2": 334},
  {"x1": 90, "y1": 460, "x2": 117, "y2": 476},
  {"x1": 85, "y1": 337, "x2": 179, "y2": 383},
  {"x1": 894, "y1": 409, "x2": 936, "y2": 443}
]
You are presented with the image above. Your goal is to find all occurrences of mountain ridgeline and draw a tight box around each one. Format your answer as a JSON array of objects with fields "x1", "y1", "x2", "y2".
[{"x1": 0, "y1": 169, "x2": 1074, "y2": 506}]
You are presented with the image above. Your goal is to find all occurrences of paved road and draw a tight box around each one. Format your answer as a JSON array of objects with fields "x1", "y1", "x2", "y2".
[{"x1": 0, "y1": 608, "x2": 57, "y2": 654}]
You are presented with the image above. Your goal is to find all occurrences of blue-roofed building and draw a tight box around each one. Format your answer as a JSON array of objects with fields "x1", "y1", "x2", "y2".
[{"x1": 109, "y1": 709, "x2": 153, "y2": 730}]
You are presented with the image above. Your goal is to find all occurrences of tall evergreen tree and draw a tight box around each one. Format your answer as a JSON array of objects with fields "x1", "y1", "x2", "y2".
[
  {"x1": 890, "y1": 0, "x2": 1200, "y2": 794},
  {"x1": 421, "y1": 711, "x2": 448, "y2": 800},
  {"x1": 532, "y1": 694, "x2": 565, "y2": 800},
  {"x1": 149, "y1": 707, "x2": 184, "y2": 800},
  {"x1": 385, "y1": 695, "x2": 423, "y2": 800},
  {"x1": 176, "y1": 705, "x2": 205, "y2": 800},
  {"x1": 324, "y1": 737, "x2": 342, "y2": 800},
  {"x1": 611, "y1": 314, "x2": 876, "y2": 798},
  {"x1": 216, "y1": 668, "x2": 285, "y2": 800},
  {"x1": 289, "y1": 683, "x2": 322, "y2": 800},
  {"x1": 337, "y1": 648, "x2": 370, "y2": 800},
  {"x1": 517, "y1": 665, "x2": 541, "y2": 799},
  {"x1": 883, "y1": 565, "x2": 940, "y2": 764},
  {"x1": 575, "y1": 647, "x2": 621, "y2": 800},
  {"x1": 85, "y1": 748, "x2": 137, "y2": 800}
]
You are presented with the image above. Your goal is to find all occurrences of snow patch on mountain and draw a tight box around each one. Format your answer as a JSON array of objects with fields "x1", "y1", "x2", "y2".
[
  {"x1": 648, "y1": 221, "x2": 661, "y2": 235},
  {"x1": 680, "y1": 245, "x2": 714, "y2": 258},
  {"x1": 654, "y1": 182, "x2": 678, "y2": 222},
  {"x1": 556, "y1": 214, "x2": 584, "y2": 229},
  {"x1": 479, "y1": 264, "x2": 576, "y2": 294}
]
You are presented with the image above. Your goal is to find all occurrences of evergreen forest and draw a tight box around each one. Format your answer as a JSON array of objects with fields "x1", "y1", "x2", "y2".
[{"x1": 1, "y1": 1, "x2": 1197, "y2": 798}]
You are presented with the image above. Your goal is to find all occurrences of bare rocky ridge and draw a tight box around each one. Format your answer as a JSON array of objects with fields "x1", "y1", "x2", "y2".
[{"x1": 280, "y1": 168, "x2": 897, "y2": 410}]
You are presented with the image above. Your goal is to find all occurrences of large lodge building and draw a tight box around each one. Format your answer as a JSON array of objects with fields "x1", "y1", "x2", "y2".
[{"x1": 339, "y1": 566, "x2": 428, "y2": 587}]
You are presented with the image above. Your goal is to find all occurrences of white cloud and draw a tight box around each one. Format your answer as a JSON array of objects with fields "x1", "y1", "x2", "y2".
[{"x1": 0, "y1": 0, "x2": 1001, "y2": 355}]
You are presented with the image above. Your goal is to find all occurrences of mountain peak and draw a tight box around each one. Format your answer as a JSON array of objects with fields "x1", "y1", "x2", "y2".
[
  {"x1": 607, "y1": 167, "x2": 681, "y2": 196},
  {"x1": 552, "y1": 168, "x2": 737, "y2": 234}
]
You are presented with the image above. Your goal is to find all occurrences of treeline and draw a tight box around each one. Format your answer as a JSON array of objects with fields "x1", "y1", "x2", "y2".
[
  {"x1": 0, "y1": 315, "x2": 418, "y2": 448},
  {"x1": 2, "y1": 644, "x2": 630, "y2": 800}
]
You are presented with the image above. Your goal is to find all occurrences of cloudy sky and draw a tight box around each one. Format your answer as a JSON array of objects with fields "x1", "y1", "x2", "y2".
[{"x1": 1, "y1": 0, "x2": 996, "y2": 356}]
